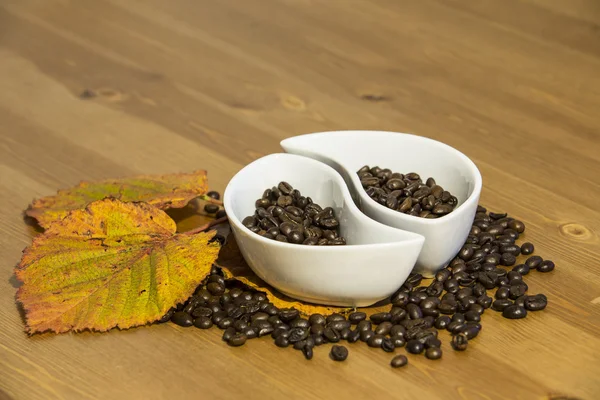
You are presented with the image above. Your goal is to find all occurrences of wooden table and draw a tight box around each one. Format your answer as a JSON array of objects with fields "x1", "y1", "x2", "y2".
[{"x1": 1, "y1": 1, "x2": 599, "y2": 399}]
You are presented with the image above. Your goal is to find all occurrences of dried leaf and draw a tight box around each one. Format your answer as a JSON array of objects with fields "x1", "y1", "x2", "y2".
[
  {"x1": 16, "y1": 198, "x2": 220, "y2": 334},
  {"x1": 216, "y1": 238, "x2": 349, "y2": 316},
  {"x1": 26, "y1": 170, "x2": 209, "y2": 228}
]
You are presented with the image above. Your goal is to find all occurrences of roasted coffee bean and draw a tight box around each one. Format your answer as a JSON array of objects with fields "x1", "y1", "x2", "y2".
[
  {"x1": 503, "y1": 304, "x2": 528, "y2": 319},
  {"x1": 191, "y1": 306, "x2": 212, "y2": 318},
  {"x1": 328, "y1": 320, "x2": 351, "y2": 332},
  {"x1": 323, "y1": 327, "x2": 341, "y2": 343},
  {"x1": 217, "y1": 317, "x2": 235, "y2": 329},
  {"x1": 204, "y1": 204, "x2": 219, "y2": 214},
  {"x1": 381, "y1": 337, "x2": 395, "y2": 353},
  {"x1": 326, "y1": 313, "x2": 346, "y2": 323},
  {"x1": 370, "y1": 312, "x2": 392, "y2": 324},
  {"x1": 496, "y1": 287, "x2": 510, "y2": 300},
  {"x1": 348, "y1": 312, "x2": 367, "y2": 324},
  {"x1": 360, "y1": 329, "x2": 375, "y2": 342},
  {"x1": 521, "y1": 242, "x2": 534, "y2": 255},
  {"x1": 465, "y1": 310, "x2": 481, "y2": 322},
  {"x1": 427, "y1": 281, "x2": 444, "y2": 297},
  {"x1": 492, "y1": 299, "x2": 513, "y2": 311},
  {"x1": 193, "y1": 316, "x2": 213, "y2": 329},
  {"x1": 406, "y1": 273, "x2": 424, "y2": 286},
  {"x1": 290, "y1": 318, "x2": 311, "y2": 329},
  {"x1": 275, "y1": 336, "x2": 289, "y2": 348},
  {"x1": 375, "y1": 322, "x2": 394, "y2": 336},
  {"x1": 456, "y1": 288, "x2": 473, "y2": 301},
  {"x1": 330, "y1": 345, "x2": 349, "y2": 361},
  {"x1": 524, "y1": 294, "x2": 548, "y2": 311},
  {"x1": 508, "y1": 220, "x2": 525, "y2": 233},
  {"x1": 460, "y1": 325, "x2": 480, "y2": 340},
  {"x1": 525, "y1": 256, "x2": 543, "y2": 269},
  {"x1": 512, "y1": 264, "x2": 530, "y2": 275},
  {"x1": 500, "y1": 253, "x2": 517, "y2": 266},
  {"x1": 158, "y1": 308, "x2": 176, "y2": 323},
  {"x1": 272, "y1": 327, "x2": 289, "y2": 339},
  {"x1": 405, "y1": 303, "x2": 422, "y2": 320},
  {"x1": 309, "y1": 313, "x2": 326, "y2": 325},
  {"x1": 478, "y1": 271, "x2": 498, "y2": 289},
  {"x1": 356, "y1": 320, "x2": 372, "y2": 332},
  {"x1": 310, "y1": 324, "x2": 325, "y2": 336},
  {"x1": 288, "y1": 327, "x2": 309, "y2": 343},
  {"x1": 207, "y1": 282, "x2": 225, "y2": 296},
  {"x1": 438, "y1": 301, "x2": 457, "y2": 315},
  {"x1": 435, "y1": 269, "x2": 451, "y2": 282},
  {"x1": 367, "y1": 334, "x2": 385, "y2": 348},
  {"x1": 434, "y1": 316, "x2": 451, "y2": 329},
  {"x1": 391, "y1": 291, "x2": 410, "y2": 307},
  {"x1": 452, "y1": 313, "x2": 466, "y2": 324},
  {"x1": 537, "y1": 260, "x2": 555, "y2": 272},
  {"x1": 389, "y1": 324, "x2": 406, "y2": 338},
  {"x1": 222, "y1": 327, "x2": 236, "y2": 342},
  {"x1": 507, "y1": 270, "x2": 523, "y2": 283},
  {"x1": 391, "y1": 354, "x2": 408, "y2": 368},
  {"x1": 444, "y1": 279, "x2": 460, "y2": 294},
  {"x1": 338, "y1": 328, "x2": 351, "y2": 340},
  {"x1": 470, "y1": 303, "x2": 486, "y2": 314},
  {"x1": 451, "y1": 333, "x2": 468, "y2": 351},
  {"x1": 279, "y1": 308, "x2": 300, "y2": 322},
  {"x1": 425, "y1": 347, "x2": 442, "y2": 360},
  {"x1": 171, "y1": 312, "x2": 194, "y2": 327},
  {"x1": 228, "y1": 333, "x2": 247, "y2": 347},
  {"x1": 293, "y1": 340, "x2": 307, "y2": 350},
  {"x1": 509, "y1": 283, "x2": 528, "y2": 299},
  {"x1": 347, "y1": 329, "x2": 361, "y2": 343},
  {"x1": 406, "y1": 340, "x2": 425, "y2": 354}
]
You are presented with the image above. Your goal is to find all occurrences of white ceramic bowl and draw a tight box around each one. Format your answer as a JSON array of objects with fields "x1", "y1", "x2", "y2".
[
  {"x1": 281, "y1": 130, "x2": 482, "y2": 276},
  {"x1": 223, "y1": 153, "x2": 425, "y2": 307}
]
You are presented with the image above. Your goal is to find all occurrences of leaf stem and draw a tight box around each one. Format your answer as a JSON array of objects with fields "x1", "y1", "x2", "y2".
[
  {"x1": 200, "y1": 194, "x2": 224, "y2": 206},
  {"x1": 184, "y1": 216, "x2": 229, "y2": 235}
]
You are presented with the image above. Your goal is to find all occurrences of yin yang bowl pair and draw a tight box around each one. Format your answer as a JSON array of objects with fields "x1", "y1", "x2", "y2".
[{"x1": 223, "y1": 130, "x2": 482, "y2": 307}]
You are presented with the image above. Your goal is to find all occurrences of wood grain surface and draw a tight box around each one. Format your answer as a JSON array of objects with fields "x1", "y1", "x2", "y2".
[{"x1": 1, "y1": 0, "x2": 600, "y2": 399}]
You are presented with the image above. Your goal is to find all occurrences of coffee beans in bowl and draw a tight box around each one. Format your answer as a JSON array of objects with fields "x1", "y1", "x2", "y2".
[
  {"x1": 242, "y1": 181, "x2": 347, "y2": 245},
  {"x1": 357, "y1": 166, "x2": 458, "y2": 218}
]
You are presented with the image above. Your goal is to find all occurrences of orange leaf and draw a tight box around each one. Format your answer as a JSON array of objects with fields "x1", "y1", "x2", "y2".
[
  {"x1": 26, "y1": 170, "x2": 209, "y2": 228},
  {"x1": 216, "y1": 238, "x2": 349, "y2": 316},
  {"x1": 16, "y1": 198, "x2": 221, "y2": 334}
]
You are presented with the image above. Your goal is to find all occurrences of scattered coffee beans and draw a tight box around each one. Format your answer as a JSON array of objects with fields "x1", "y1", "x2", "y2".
[
  {"x1": 242, "y1": 182, "x2": 346, "y2": 246},
  {"x1": 166, "y1": 203, "x2": 554, "y2": 368},
  {"x1": 357, "y1": 166, "x2": 458, "y2": 218}
]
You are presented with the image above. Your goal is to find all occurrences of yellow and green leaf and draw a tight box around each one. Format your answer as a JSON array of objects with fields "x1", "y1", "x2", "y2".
[{"x1": 16, "y1": 198, "x2": 220, "y2": 334}]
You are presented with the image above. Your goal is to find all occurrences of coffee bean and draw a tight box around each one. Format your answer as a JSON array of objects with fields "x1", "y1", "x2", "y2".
[
  {"x1": 193, "y1": 316, "x2": 213, "y2": 329},
  {"x1": 406, "y1": 304, "x2": 423, "y2": 320},
  {"x1": 509, "y1": 283, "x2": 528, "y2": 299},
  {"x1": 285, "y1": 326, "x2": 308, "y2": 342},
  {"x1": 171, "y1": 312, "x2": 194, "y2": 327},
  {"x1": 228, "y1": 333, "x2": 247, "y2": 347},
  {"x1": 370, "y1": 312, "x2": 392, "y2": 324},
  {"x1": 207, "y1": 282, "x2": 225, "y2": 296},
  {"x1": 465, "y1": 310, "x2": 481, "y2": 322},
  {"x1": 525, "y1": 256, "x2": 543, "y2": 269},
  {"x1": 496, "y1": 287, "x2": 510, "y2": 300},
  {"x1": 451, "y1": 333, "x2": 468, "y2": 351},
  {"x1": 204, "y1": 204, "x2": 219, "y2": 214},
  {"x1": 460, "y1": 325, "x2": 480, "y2": 340},
  {"x1": 217, "y1": 317, "x2": 235, "y2": 329},
  {"x1": 356, "y1": 320, "x2": 372, "y2": 332},
  {"x1": 391, "y1": 355, "x2": 408, "y2": 368},
  {"x1": 309, "y1": 313, "x2": 326, "y2": 325},
  {"x1": 275, "y1": 336, "x2": 289, "y2": 348},
  {"x1": 524, "y1": 294, "x2": 548, "y2": 311},
  {"x1": 434, "y1": 316, "x2": 451, "y2": 329},
  {"x1": 492, "y1": 299, "x2": 513, "y2": 312},
  {"x1": 279, "y1": 308, "x2": 300, "y2": 322},
  {"x1": 406, "y1": 340, "x2": 424, "y2": 354},
  {"x1": 512, "y1": 264, "x2": 530, "y2": 275},
  {"x1": 500, "y1": 253, "x2": 517, "y2": 266},
  {"x1": 348, "y1": 312, "x2": 366, "y2": 324},
  {"x1": 378, "y1": 337, "x2": 394, "y2": 353},
  {"x1": 390, "y1": 324, "x2": 407, "y2": 338},
  {"x1": 323, "y1": 327, "x2": 340, "y2": 343},
  {"x1": 328, "y1": 320, "x2": 351, "y2": 332},
  {"x1": 425, "y1": 347, "x2": 442, "y2": 360},
  {"x1": 508, "y1": 220, "x2": 525, "y2": 233},
  {"x1": 347, "y1": 329, "x2": 361, "y2": 343},
  {"x1": 470, "y1": 303, "x2": 486, "y2": 314},
  {"x1": 521, "y1": 242, "x2": 534, "y2": 255},
  {"x1": 438, "y1": 301, "x2": 457, "y2": 315},
  {"x1": 502, "y1": 304, "x2": 527, "y2": 319},
  {"x1": 537, "y1": 260, "x2": 555, "y2": 272},
  {"x1": 330, "y1": 345, "x2": 349, "y2": 361},
  {"x1": 360, "y1": 329, "x2": 375, "y2": 342},
  {"x1": 375, "y1": 321, "x2": 394, "y2": 336}
]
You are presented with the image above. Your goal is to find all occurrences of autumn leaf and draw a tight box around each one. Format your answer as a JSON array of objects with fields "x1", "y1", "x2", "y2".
[
  {"x1": 16, "y1": 198, "x2": 221, "y2": 334},
  {"x1": 26, "y1": 170, "x2": 210, "y2": 228},
  {"x1": 216, "y1": 238, "x2": 349, "y2": 316}
]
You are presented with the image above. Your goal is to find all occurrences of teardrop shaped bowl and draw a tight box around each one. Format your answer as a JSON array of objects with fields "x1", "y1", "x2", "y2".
[
  {"x1": 281, "y1": 130, "x2": 482, "y2": 276},
  {"x1": 223, "y1": 153, "x2": 425, "y2": 307}
]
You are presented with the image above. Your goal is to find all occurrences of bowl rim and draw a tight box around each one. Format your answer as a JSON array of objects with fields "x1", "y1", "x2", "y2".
[
  {"x1": 223, "y1": 152, "x2": 425, "y2": 252},
  {"x1": 280, "y1": 130, "x2": 483, "y2": 226}
]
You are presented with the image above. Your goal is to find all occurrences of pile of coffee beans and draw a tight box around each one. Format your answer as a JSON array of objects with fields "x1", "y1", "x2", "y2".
[
  {"x1": 357, "y1": 166, "x2": 457, "y2": 218},
  {"x1": 241, "y1": 182, "x2": 346, "y2": 245},
  {"x1": 165, "y1": 201, "x2": 554, "y2": 368}
]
